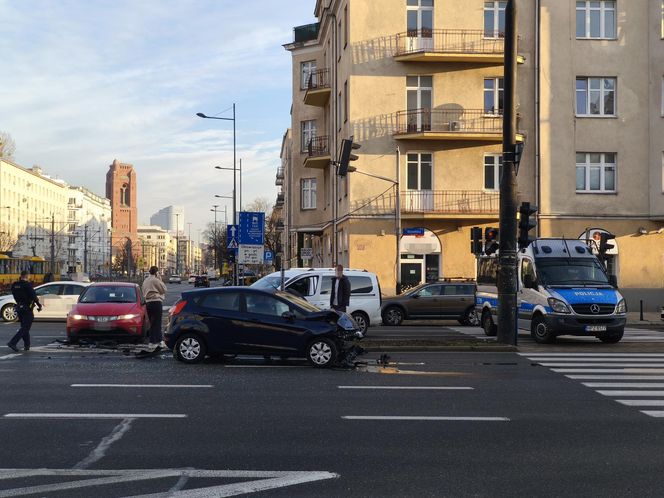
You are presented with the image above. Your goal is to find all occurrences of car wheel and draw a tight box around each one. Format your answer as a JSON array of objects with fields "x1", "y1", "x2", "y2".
[
  {"x1": 382, "y1": 306, "x2": 404, "y2": 326},
  {"x1": 174, "y1": 334, "x2": 206, "y2": 364},
  {"x1": 599, "y1": 329, "x2": 624, "y2": 343},
  {"x1": 482, "y1": 310, "x2": 497, "y2": 337},
  {"x1": 1, "y1": 304, "x2": 17, "y2": 322},
  {"x1": 351, "y1": 311, "x2": 369, "y2": 335},
  {"x1": 461, "y1": 307, "x2": 480, "y2": 327},
  {"x1": 307, "y1": 338, "x2": 338, "y2": 368},
  {"x1": 531, "y1": 315, "x2": 556, "y2": 344}
]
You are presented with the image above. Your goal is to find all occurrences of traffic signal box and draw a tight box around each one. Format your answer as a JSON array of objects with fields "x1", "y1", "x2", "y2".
[
  {"x1": 484, "y1": 227, "x2": 500, "y2": 255},
  {"x1": 518, "y1": 202, "x2": 538, "y2": 250},
  {"x1": 598, "y1": 232, "x2": 615, "y2": 260},
  {"x1": 470, "y1": 227, "x2": 483, "y2": 255},
  {"x1": 338, "y1": 138, "x2": 360, "y2": 176}
]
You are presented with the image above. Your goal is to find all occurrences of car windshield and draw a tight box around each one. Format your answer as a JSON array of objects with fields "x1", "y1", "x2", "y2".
[
  {"x1": 535, "y1": 258, "x2": 609, "y2": 286},
  {"x1": 79, "y1": 286, "x2": 137, "y2": 304},
  {"x1": 274, "y1": 290, "x2": 321, "y2": 312},
  {"x1": 251, "y1": 276, "x2": 282, "y2": 289}
]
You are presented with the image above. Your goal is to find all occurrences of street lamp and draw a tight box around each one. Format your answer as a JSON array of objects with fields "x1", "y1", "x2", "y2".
[
  {"x1": 198, "y1": 105, "x2": 237, "y2": 284},
  {"x1": 215, "y1": 160, "x2": 242, "y2": 212}
]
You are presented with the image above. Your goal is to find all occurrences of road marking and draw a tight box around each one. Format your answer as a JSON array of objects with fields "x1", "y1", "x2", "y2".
[
  {"x1": 338, "y1": 386, "x2": 473, "y2": 390},
  {"x1": 596, "y1": 390, "x2": 664, "y2": 396},
  {"x1": 342, "y1": 416, "x2": 509, "y2": 421},
  {"x1": 541, "y1": 363, "x2": 664, "y2": 368},
  {"x1": 0, "y1": 354, "x2": 21, "y2": 360},
  {"x1": 520, "y1": 353, "x2": 664, "y2": 357},
  {"x1": 553, "y1": 368, "x2": 664, "y2": 373},
  {"x1": 640, "y1": 411, "x2": 664, "y2": 418},
  {"x1": 3, "y1": 413, "x2": 187, "y2": 419},
  {"x1": 566, "y1": 375, "x2": 664, "y2": 380},
  {"x1": 70, "y1": 384, "x2": 213, "y2": 388},
  {"x1": 74, "y1": 418, "x2": 134, "y2": 470},
  {"x1": 531, "y1": 358, "x2": 664, "y2": 362},
  {"x1": 582, "y1": 382, "x2": 664, "y2": 388},
  {"x1": 0, "y1": 469, "x2": 338, "y2": 497},
  {"x1": 616, "y1": 400, "x2": 664, "y2": 407},
  {"x1": 223, "y1": 365, "x2": 308, "y2": 368}
]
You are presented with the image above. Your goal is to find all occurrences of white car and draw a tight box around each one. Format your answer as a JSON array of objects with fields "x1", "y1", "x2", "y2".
[
  {"x1": 169, "y1": 275, "x2": 182, "y2": 284},
  {"x1": 188, "y1": 275, "x2": 197, "y2": 284},
  {"x1": 0, "y1": 281, "x2": 90, "y2": 322}
]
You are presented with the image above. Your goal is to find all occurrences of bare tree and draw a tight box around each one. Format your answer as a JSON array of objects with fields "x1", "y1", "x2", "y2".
[
  {"x1": 0, "y1": 132, "x2": 16, "y2": 160},
  {"x1": 245, "y1": 197, "x2": 280, "y2": 271},
  {"x1": 0, "y1": 228, "x2": 17, "y2": 252}
]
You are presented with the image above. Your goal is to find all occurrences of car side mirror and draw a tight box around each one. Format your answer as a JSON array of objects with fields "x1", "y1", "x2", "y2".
[
  {"x1": 411, "y1": 294, "x2": 419, "y2": 299},
  {"x1": 281, "y1": 311, "x2": 296, "y2": 322},
  {"x1": 608, "y1": 275, "x2": 617, "y2": 287},
  {"x1": 523, "y1": 274, "x2": 535, "y2": 289}
]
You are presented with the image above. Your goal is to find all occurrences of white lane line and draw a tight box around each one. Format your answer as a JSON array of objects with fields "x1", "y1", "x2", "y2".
[
  {"x1": 617, "y1": 400, "x2": 664, "y2": 407},
  {"x1": 0, "y1": 354, "x2": 21, "y2": 360},
  {"x1": 566, "y1": 375, "x2": 664, "y2": 380},
  {"x1": 530, "y1": 358, "x2": 664, "y2": 363},
  {"x1": 541, "y1": 363, "x2": 664, "y2": 368},
  {"x1": 596, "y1": 390, "x2": 664, "y2": 396},
  {"x1": 342, "y1": 416, "x2": 509, "y2": 421},
  {"x1": 74, "y1": 418, "x2": 134, "y2": 470},
  {"x1": 641, "y1": 411, "x2": 664, "y2": 418},
  {"x1": 338, "y1": 386, "x2": 473, "y2": 390},
  {"x1": 554, "y1": 368, "x2": 664, "y2": 373},
  {"x1": 224, "y1": 365, "x2": 307, "y2": 368},
  {"x1": 3, "y1": 413, "x2": 186, "y2": 419},
  {"x1": 583, "y1": 382, "x2": 664, "y2": 388},
  {"x1": 521, "y1": 353, "x2": 664, "y2": 357},
  {"x1": 70, "y1": 384, "x2": 213, "y2": 388}
]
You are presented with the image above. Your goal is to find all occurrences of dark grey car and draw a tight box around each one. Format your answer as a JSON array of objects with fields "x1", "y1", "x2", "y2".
[{"x1": 381, "y1": 282, "x2": 478, "y2": 326}]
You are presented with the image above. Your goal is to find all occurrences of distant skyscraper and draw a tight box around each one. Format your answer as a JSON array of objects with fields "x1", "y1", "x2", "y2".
[
  {"x1": 149, "y1": 205, "x2": 185, "y2": 233},
  {"x1": 105, "y1": 159, "x2": 138, "y2": 262}
]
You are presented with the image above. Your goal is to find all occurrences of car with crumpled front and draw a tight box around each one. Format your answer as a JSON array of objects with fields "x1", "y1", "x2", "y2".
[{"x1": 165, "y1": 287, "x2": 363, "y2": 367}]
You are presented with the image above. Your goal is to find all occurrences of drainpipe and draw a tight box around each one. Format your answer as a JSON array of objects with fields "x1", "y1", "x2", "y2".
[{"x1": 535, "y1": 0, "x2": 541, "y2": 236}]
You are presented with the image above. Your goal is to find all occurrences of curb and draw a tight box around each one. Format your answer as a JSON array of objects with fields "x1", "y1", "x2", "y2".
[{"x1": 360, "y1": 341, "x2": 517, "y2": 353}]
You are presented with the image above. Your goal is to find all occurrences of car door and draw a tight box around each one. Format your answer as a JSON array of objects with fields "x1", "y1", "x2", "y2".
[
  {"x1": 238, "y1": 292, "x2": 310, "y2": 355},
  {"x1": 441, "y1": 284, "x2": 475, "y2": 317},
  {"x1": 285, "y1": 275, "x2": 320, "y2": 305},
  {"x1": 62, "y1": 284, "x2": 86, "y2": 317},
  {"x1": 518, "y1": 258, "x2": 537, "y2": 331},
  {"x1": 195, "y1": 291, "x2": 243, "y2": 353},
  {"x1": 35, "y1": 284, "x2": 65, "y2": 318},
  {"x1": 408, "y1": 284, "x2": 443, "y2": 317}
]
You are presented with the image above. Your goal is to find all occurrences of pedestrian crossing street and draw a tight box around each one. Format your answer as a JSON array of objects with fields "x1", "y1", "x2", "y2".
[
  {"x1": 522, "y1": 352, "x2": 664, "y2": 419},
  {"x1": 451, "y1": 326, "x2": 664, "y2": 343}
]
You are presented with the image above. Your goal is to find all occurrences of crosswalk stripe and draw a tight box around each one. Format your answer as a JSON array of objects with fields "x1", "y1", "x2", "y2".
[
  {"x1": 520, "y1": 353, "x2": 664, "y2": 357},
  {"x1": 566, "y1": 375, "x2": 664, "y2": 380},
  {"x1": 640, "y1": 411, "x2": 664, "y2": 418},
  {"x1": 596, "y1": 390, "x2": 664, "y2": 396},
  {"x1": 529, "y1": 358, "x2": 664, "y2": 362},
  {"x1": 616, "y1": 400, "x2": 664, "y2": 407},
  {"x1": 541, "y1": 363, "x2": 664, "y2": 368},
  {"x1": 553, "y1": 369, "x2": 664, "y2": 373},
  {"x1": 582, "y1": 383, "x2": 664, "y2": 388}
]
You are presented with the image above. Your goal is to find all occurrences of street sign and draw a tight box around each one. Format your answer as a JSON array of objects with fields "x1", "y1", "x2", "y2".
[
  {"x1": 300, "y1": 247, "x2": 313, "y2": 260},
  {"x1": 238, "y1": 244, "x2": 264, "y2": 265},
  {"x1": 239, "y1": 212, "x2": 265, "y2": 245},
  {"x1": 227, "y1": 225, "x2": 239, "y2": 249},
  {"x1": 264, "y1": 250, "x2": 274, "y2": 263},
  {"x1": 402, "y1": 227, "x2": 425, "y2": 236}
]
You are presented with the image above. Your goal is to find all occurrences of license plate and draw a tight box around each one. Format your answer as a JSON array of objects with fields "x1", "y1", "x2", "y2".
[
  {"x1": 586, "y1": 325, "x2": 607, "y2": 332},
  {"x1": 93, "y1": 322, "x2": 111, "y2": 330}
]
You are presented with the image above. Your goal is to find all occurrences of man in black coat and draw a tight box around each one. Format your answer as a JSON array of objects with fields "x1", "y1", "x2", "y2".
[
  {"x1": 7, "y1": 271, "x2": 42, "y2": 352},
  {"x1": 330, "y1": 265, "x2": 350, "y2": 312}
]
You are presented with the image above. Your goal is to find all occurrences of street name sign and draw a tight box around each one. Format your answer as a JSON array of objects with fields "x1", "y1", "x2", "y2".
[{"x1": 239, "y1": 244, "x2": 264, "y2": 265}]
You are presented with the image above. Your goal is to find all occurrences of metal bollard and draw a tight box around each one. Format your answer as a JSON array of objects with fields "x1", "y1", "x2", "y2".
[{"x1": 640, "y1": 300, "x2": 644, "y2": 321}]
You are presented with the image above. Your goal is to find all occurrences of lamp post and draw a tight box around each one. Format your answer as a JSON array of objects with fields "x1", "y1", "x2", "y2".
[
  {"x1": 210, "y1": 205, "x2": 221, "y2": 274},
  {"x1": 215, "y1": 159, "x2": 242, "y2": 212},
  {"x1": 175, "y1": 213, "x2": 180, "y2": 275},
  {"x1": 198, "y1": 105, "x2": 237, "y2": 284}
]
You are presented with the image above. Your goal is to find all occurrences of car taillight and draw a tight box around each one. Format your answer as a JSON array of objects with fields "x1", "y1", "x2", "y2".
[{"x1": 170, "y1": 300, "x2": 187, "y2": 317}]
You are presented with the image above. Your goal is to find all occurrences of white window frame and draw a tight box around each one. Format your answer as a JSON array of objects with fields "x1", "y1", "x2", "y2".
[
  {"x1": 661, "y1": 76, "x2": 664, "y2": 116},
  {"x1": 576, "y1": 0, "x2": 616, "y2": 40},
  {"x1": 576, "y1": 152, "x2": 617, "y2": 193},
  {"x1": 576, "y1": 77, "x2": 616, "y2": 117},
  {"x1": 300, "y1": 60, "x2": 317, "y2": 90},
  {"x1": 301, "y1": 178, "x2": 317, "y2": 210},
  {"x1": 301, "y1": 120, "x2": 316, "y2": 152},
  {"x1": 406, "y1": 152, "x2": 434, "y2": 191},
  {"x1": 483, "y1": 77, "x2": 504, "y2": 115},
  {"x1": 484, "y1": 1, "x2": 506, "y2": 39},
  {"x1": 483, "y1": 154, "x2": 503, "y2": 191}
]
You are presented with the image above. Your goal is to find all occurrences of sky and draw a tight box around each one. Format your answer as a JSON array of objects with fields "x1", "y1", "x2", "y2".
[{"x1": 0, "y1": 0, "x2": 315, "y2": 236}]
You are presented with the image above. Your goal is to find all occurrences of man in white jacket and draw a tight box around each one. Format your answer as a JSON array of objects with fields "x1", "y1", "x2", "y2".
[{"x1": 142, "y1": 266, "x2": 167, "y2": 350}]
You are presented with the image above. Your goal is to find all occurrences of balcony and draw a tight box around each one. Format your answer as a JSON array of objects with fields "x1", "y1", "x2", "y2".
[
  {"x1": 401, "y1": 190, "x2": 499, "y2": 218},
  {"x1": 303, "y1": 68, "x2": 331, "y2": 107},
  {"x1": 275, "y1": 166, "x2": 284, "y2": 186},
  {"x1": 275, "y1": 192, "x2": 285, "y2": 207},
  {"x1": 303, "y1": 136, "x2": 331, "y2": 169},
  {"x1": 394, "y1": 108, "x2": 504, "y2": 141},
  {"x1": 394, "y1": 29, "x2": 523, "y2": 64},
  {"x1": 293, "y1": 22, "x2": 319, "y2": 43}
]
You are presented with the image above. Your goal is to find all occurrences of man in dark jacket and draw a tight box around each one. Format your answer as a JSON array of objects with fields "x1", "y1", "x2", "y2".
[
  {"x1": 7, "y1": 271, "x2": 42, "y2": 352},
  {"x1": 329, "y1": 265, "x2": 350, "y2": 312}
]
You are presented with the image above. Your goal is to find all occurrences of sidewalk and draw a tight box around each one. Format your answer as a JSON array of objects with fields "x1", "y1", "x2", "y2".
[{"x1": 627, "y1": 311, "x2": 662, "y2": 327}]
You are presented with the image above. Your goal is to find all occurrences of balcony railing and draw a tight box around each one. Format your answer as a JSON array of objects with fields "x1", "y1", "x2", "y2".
[
  {"x1": 275, "y1": 166, "x2": 284, "y2": 186},
  {"x1": 401, "y1": 190, "x2": 499, "y2": 214},
  {"x1": 395, "y1": 29, "x2": 505, "y2": 57},
  {"x1": 395, "y1": 108, "x2": 502, "y2": 136},
  {"x1": 307, "y1": 135, "x2": 330, "y2": 157},
  {"x1": 304, "y1": 68, "x2": 330, "y2": 91},
  {"x1": 294, "y1": 22, "x2": 320, "y2": 43}
]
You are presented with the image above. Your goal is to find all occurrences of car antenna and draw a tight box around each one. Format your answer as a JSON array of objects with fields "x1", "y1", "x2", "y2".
[{"x1": 561, "y1": 236, "x2": 572, "y2": 259}]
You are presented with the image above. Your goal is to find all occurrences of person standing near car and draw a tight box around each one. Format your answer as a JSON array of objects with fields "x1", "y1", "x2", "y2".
[
  {"x1": 330, "y1": 264, "x2": 350, "y2": 312},
  {"x1": 142, "y1": 266, "x2": 167, "y2": 350},
  {"x1": 6, "y1": 271, "x2": 42, "y2": 352}
]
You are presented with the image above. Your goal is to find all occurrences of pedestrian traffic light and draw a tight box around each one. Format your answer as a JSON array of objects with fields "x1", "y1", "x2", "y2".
[
  {"x1": 337, "y1": 137, "x2": 360, "y2": 176},
  {"x1": 598, "y1": 232, "x2": 615, "y2": 257},
  {"x1": 470, "y1": 226, "x2": 483, "y2": 255},
  {"x1": 518, "y1": 202, "x2": 538, "y2": 250},
  {"x1": 484, "y1": 227, "x2": 500, "y2": 255}
]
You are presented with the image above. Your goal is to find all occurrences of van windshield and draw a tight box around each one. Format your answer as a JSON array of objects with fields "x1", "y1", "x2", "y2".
[{"x1": 535, "y1": 258, "x2": 609, "y2": 286}]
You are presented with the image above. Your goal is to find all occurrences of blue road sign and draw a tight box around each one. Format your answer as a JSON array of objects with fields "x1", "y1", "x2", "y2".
[
  {"x1": 227, "y1": 225, "x2": 239, "y2": 249},
  {"x1": 403, "y1": 227, "x2": 425, "y2": 236},
  {"x1": 264, "y1": 250, "x2": 273, "y2": 263},
  {"x1": 239, "y1": 212, "x2": 265, "y2": 245}
]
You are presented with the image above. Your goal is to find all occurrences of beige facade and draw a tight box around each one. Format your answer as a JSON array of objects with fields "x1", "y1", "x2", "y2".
[{"x1": 282, "y1": 0, "x2": 664, "y2": 302}]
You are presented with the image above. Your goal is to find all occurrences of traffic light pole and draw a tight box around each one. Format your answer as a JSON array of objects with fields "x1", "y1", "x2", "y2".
[{"x1": 497, "y1": 0, "x2": 519, "y2": 346}]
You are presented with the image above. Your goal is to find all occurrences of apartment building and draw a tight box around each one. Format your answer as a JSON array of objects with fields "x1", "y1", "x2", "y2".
[
  {"x1": 282, "y1": 0, "x2": 664, "y2": 302},
  {"x1": 149, "y1": 205, "x2": 185, "y2": 233},
  {"x1": 137, "y1": 225, "x2": 176, "y2": 274},
  {"x1": 66, "y1": 186, "x2": 112, "y2": 274}
]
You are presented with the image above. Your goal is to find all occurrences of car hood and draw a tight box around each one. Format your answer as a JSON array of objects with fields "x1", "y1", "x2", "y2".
[
  {"x1": 72, "y1": 303, "x2": 141, "y2": 315},
  {"x1": 0, "y1": 294, "x2": 15, "y2": 305}
]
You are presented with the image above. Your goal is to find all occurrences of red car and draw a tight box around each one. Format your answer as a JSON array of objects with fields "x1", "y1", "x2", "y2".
[{"x1": 66, "y1": 282, "x2": 148, "y2": 343}]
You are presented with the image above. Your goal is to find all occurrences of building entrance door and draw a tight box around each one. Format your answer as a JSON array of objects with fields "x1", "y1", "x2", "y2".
[
  {"x1": 406, "y1": 0, "x2": 433, "y2": 52},
  {"x1": 401, "y1": 262, "x2": 423, "y2": 289}
]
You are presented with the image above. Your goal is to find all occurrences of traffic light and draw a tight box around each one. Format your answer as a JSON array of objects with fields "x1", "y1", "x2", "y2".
[
  {"x1": 518, "y1": 202, "x2": 538, "y2": 250},
  {"x1": 337, "y1": 137, "x2": 360, "y2": 176},
  {"x1": 598, "y1": 232, "x2": 615, "y2": 257},
  {"x1": 484, "y1": 227, "x2": 500, "y2": 255},
  {"x1": 470, "y1": 226, "x2": 483, "y2": 255}
]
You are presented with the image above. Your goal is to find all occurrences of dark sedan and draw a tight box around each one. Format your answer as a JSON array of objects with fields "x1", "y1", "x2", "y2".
[{"x1": 165, "y1": 287, "x2": 363, "y2": 367}]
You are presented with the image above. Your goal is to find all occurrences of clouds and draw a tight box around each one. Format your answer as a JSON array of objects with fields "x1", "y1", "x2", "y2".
[{"x1": 1, "y1": 0, "x2": 313, "y2": 232}]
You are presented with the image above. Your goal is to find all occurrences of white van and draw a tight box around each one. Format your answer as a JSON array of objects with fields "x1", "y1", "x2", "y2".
[
  {"x1": 284, "y1": 269, "x2": 382, "y2": 334},
  {"x1": 250, "y1": 269, "x2": 313, "y2": 290}
]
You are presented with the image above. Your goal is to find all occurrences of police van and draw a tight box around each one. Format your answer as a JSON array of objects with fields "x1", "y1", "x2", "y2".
[{"x1": 476, "y1": 238, "x2": 627, "y2": 344}]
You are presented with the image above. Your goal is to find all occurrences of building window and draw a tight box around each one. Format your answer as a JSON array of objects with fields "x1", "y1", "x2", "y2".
[
  {"x1": 661, "y1": 76, "x2": 664, "y2": 116},
  {"x1": 406, "y1": 75, "x2": 433, "y2": 132},
  {"x1": 484, "y1": 78, "x2": 504, "y2": 115},
  {"x1": 576, "y1": 1, "x2": 616, "y2": 39},
  {"x1": 301, "y1": 178, "x2": 317, "y2": 209},
  {"x1": 406, "y1": 153, "x2": 433, "y2": 190},
  {"x1": 337, "y1": 19, "x2": 342, "y2": 59},
  {"x1": 301, "y1": 120, "x2": 316, "y2": 152},
  {"x1": 576, "y1": 152, "x2": 616, "y2": 192},
  {"x1": 300, "y1": 60, "x2": 317, "y2": 90},
  {"x1": 120, "y1": 183, "x2": 129, "y2": 206},
  {"x1": 344, "y1": 4, "x2": 348, "y2": 47},
  {"x1": 69, "y1": 236, "x2": 76, "y2": 244},
  {"x1": 576, "y1": 77, "x2": 616, "y2": 116},
  {"x1": 484, "y1": 1, "x2": 506, "y2": 38},
  {"x1": 68, "y1": 223, "x2": 76, "y2": 232},
  {"x1": 484, "y1": 154, "x2": 503, "y2": 191},
  {"x1": 337, "y1": 91, "x2": 342, "y2": 130},
  {"x1": 344, "y1": 80, "x2": 348, "y2": 122}
]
